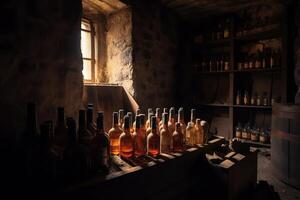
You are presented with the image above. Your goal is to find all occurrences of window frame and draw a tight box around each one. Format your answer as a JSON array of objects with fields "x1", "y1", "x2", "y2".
[{"x1": 81, "y1": 18, "x2": 96, "y2": 83}]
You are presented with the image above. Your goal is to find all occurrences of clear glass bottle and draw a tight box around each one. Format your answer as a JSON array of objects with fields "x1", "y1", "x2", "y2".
[
  {"x1": 172, "y1": 122, "x2": 184, "y2": 152},
  {"x1": 178, "y1": 108, "x2": 186, "y2": 144},
  {"x1": 108, "y1": 112, "x2": 122, "y2": 155},
  {"x1": 147, "y1": 116, "x2": 160, "y2": 157},
  {"x1": 132, "y1": 115, "x2": 146, "y2": 157},
  {"x1": 194, "y1": 119, "x2": 203, "y2": 144},
  {"x1": 91, "y1": 112, "x2": 110, "y2": 171},
  {"x1": 263, "y1": 92, "x2": 269, "y2": 106},
  {"x1": 186, "y1": 122, "x2": 195, "y2": 146},
  {"x1": 119, "y1": 116, "x2": 134, "y2": 158},
  {"x1": 190, "y1": 108, "x2": 196, "y2": 126},
  {"x1": 160, "y1": 113, "x2": 171, "y2": 153},
  {"x1": 168, "y1": 107, "x2": 176, "y2": 135}
]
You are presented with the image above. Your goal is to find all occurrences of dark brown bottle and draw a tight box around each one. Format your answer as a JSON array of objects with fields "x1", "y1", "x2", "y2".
[
  {"x1": 40, "y1": 121, "x2": 58, "y2": 183},
  {"x1": 22, "y1": 103, "x2": 40, "y2": 179},
  {"x1": 86, "y1": 104, "x2": 97, "y2": 136},
  {"x1": 91, "y1": 112, "x2": 110, "y2": 173},
  {"x1": 53, "y1": 107, "x2": 68, "y2": 158},
  {"x1": 64, "y1": 118, "x2": 89, "y2": 180},
  {"x1": 77, "y1": 110, "x2": 93, "y2": 172}
]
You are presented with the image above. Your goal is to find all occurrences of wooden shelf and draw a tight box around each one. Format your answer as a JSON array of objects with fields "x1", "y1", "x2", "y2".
[
  {"x1": 234, "y1": 25, "x2": 281, "y2": 42},
  {"x1": 199, "y1": 103, "x2": 231, "y2": 107},
  {"x1": 196, "y1": 70, "x2": 231, "y2": 74},
  {"x1": 233, "y1": 105, "x2": 272, "y2": 109},
  {"x1": 234, "y1": 138, "x2": 271, "y2": 148},
  {"x1": 232, "y1": 67, "x2": 281, "y2": 73},
  {"x1": 194, "y1": 38, "x2": 231, "y2": 47}
]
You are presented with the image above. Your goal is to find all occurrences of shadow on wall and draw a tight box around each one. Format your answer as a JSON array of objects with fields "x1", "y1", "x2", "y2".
[{"x1": 82, "y1": 85, "x2": 138, "y2": 131}]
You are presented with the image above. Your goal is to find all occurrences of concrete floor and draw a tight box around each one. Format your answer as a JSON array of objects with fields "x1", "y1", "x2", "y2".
[{"x1": 257, "y1": 148, "x2": 300, "y2": 200}]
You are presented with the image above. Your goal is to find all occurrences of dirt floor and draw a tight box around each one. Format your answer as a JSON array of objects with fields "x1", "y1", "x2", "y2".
[{"x1": 256, "y1": 148, "x2": 300, "y2": 200}]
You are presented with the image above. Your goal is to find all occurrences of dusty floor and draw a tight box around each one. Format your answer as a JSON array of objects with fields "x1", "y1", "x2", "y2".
[{"x1": 257, "y1": 148, "x2": 300, "y2": 200}]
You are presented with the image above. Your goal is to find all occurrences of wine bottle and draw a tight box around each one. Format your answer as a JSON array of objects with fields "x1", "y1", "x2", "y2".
[
  {"x1": 160, "y1": 113, "x2": 171, "y2": 153},
  {"x1": 108, "y1": 112, "x2": 122, "y2": 155},
  {"x1": 119, "y1": 115, "x2": 134, "y2": 158},
  {"x1": 91, "y1": 112, "x2": 110, "y2": 172},
  {"x1": 132, "y1": 115, "x2": 146, "y2": 157},
  {"x1": 147, "y1": 116, "x2": 160, "y2": 157}
]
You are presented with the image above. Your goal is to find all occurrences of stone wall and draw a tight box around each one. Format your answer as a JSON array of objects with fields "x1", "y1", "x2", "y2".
[
  {"x1": 106, "y1": 8, "x2": 134, "y2": 95},
  {"x1": 294, "y1": 3, "x2": 300, "y2": 103},
  {"x1": 131, "y1": 0, "x2": 180, "y2": 110},
  {"x1": 0, "y1": 0, "x2": 83, "y2": 144}
]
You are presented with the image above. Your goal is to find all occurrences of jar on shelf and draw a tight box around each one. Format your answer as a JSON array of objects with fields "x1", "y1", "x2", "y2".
[
  {"x1": 244, "y1": 91, "x2": 249, "y2": 105},
  {"x1": 236, "y1": 91, "x2": 241, "y2": 105},
  {"x1": 259, "y1": 128, "x2": 269, "y2": 144},
  {"x1": 263, "y1": 92, "x2": 269, "y2": 106},
  {"x1": 251, "y1": 93, "x2": 257, "y2": 105},
  {"x1": 242, "y1": 123, "x2": 251, "y2": 140},
  {"x1": 251, "y1": 127, "x2": 259, "y2": 142},
  {"x1": 257, "y1": 95, "x2": 262, "y2": 106},
  {"x1": 235, "y1": 123, "x2": 242, "y2": 138}
]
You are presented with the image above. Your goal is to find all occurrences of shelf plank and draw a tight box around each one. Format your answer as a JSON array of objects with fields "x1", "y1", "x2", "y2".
[
  {"x1": 199, "y1": 103, "x2": 231, "y2": 107},
  {"x1": 194, "y1": 68, "x2": 281, "y2": 74},
  {"x1": 233, "y1": 105, "x2": 272, "y2": 109},
  {"x1": 233, "y1": 138, "x2": 271, "y2": 148}
]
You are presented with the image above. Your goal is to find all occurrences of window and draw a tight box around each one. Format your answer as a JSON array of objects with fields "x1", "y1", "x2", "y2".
[{"x1": 81, "y1": 19, "x2": 95, "y2": 82}]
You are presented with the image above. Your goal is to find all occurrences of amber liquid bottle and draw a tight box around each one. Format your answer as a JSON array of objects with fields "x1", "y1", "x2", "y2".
[
  {"x1": 132, "y1": 115, "x2": 146, "y2": 157},
  {"x1": 119, "y1": 116, "x2": 134, "y2": 158},
  {"x1": 160, "y1": 113, "x2": 171, "y2": 154},
  {"x1": 87, "y1": 104, "x2": 97, "y2": 136},
  {"x1": 194, "y1": 119, "x2": 204, "y2": 144},
  {"x1": 108, "y1": 112, "x2": 122, "y2": 155},
  {"x1": 178, "y1": 108, "x2": 186, "y2": 144},
  {"x1": 168, "y1": 107, "x2": 176, "y2": 135},
  {"x1": 53, "y1": 107, "x2": 68, "y2": 158},
  {"x1": 172, "y1": 122, "x2": 184, "y2": 152},
  {"x1": 147, "y1": 116, "x2": 160, "y2": 157}
]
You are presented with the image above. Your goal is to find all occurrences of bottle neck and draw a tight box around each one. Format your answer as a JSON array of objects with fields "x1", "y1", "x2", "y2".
[
  {"x1": 97, "y1": 113, "x2": 104, "y2": 134},
  {"x1": 87, "y1": 108, "x2": 93, "y2": 126}
]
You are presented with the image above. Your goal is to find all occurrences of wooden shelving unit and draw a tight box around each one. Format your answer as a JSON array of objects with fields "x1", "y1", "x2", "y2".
[{"x1": 189, "y1": 13, "x2": 286, "y2": 141}]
